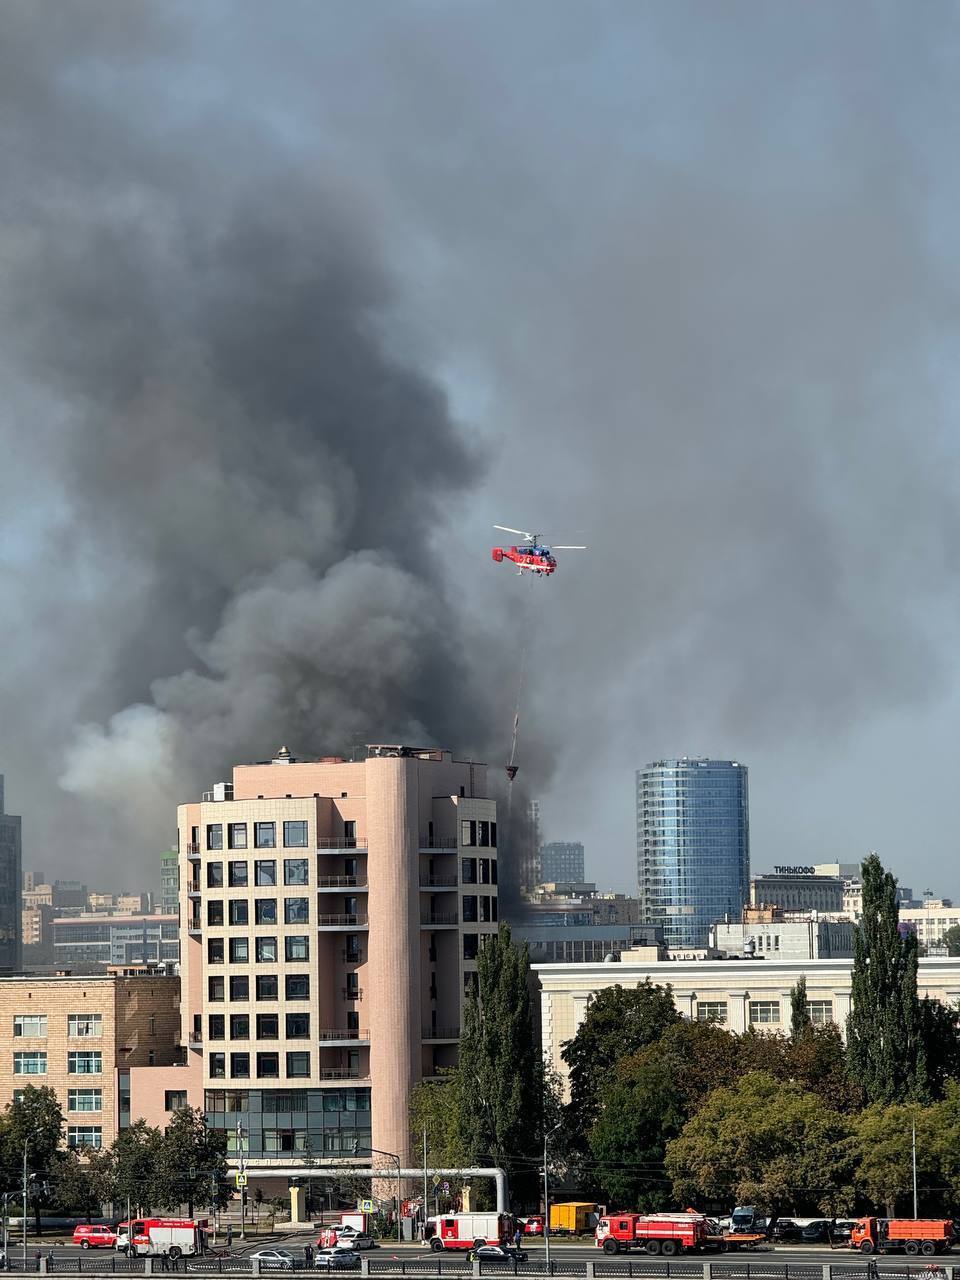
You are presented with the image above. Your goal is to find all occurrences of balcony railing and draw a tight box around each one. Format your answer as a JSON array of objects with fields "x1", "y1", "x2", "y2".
[
  {"x1": 320, "y1": 1068, "x2": 366, "y2": 1080},
  {"x1": 318, "y1": 1028, "x2": 369, "y2": 1042},
  {"x1": 341, "y1": 987, "x2": 363, "y2": 1001},
  {"x1": 317, "y1": 876, "x2": 367, "y2": 889},
  {"x1": 422, "y1": 1027, "x2": 460, "y2": 1041},
  {"x1": 187, "y1": 919, "x2": 202, "y2": 934},
  {"x1": 419, "y1": 837, "x2": 457, "y2": 850},
  {"x1": 187, "y1": 882, "x2": 202, "y2": 896},
  {"x1": 420, "y1": 876, "x2": 458, "y2": 888},
  {"x1": 421, "y1": 913, "x2": 459, "y2": 927},
  {"x1": 188, "y1": 1031, "x2": 203, "y2": 1048},
  {"x1": 186, "y1": 843, "x2": 200, "y2": 857},
  {"x1": 317, "y1": 913, "x2": 369, "y2": 927},
  {"x1": 341, "y1": 950, "x2": 363, "y2": 964},
  {"x1": 318, "y1": 838, "x2": 367, "y2": 850}
]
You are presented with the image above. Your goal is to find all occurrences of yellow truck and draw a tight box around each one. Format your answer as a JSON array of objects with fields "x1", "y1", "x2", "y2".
[{"x1": 550, "y1": 1203, "x2": 598, "y2": 1235}]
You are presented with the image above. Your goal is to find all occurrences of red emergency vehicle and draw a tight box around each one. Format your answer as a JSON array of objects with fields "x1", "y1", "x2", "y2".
[
  {"x1": 596, "y1": 1212, "x2": 711, "y2": 1256},
  {"x1": 116, "y1": 1218, "x2": 208, "y2": 1258},
  {"x1": 425, "y1": 1213, "x2": 512, "y2": 1251}
]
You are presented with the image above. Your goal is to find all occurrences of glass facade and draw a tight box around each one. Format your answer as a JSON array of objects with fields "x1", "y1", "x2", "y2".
[
  {"x1": 204, "y1": 1087, "x2": 371, "y2": 1158},
  {"x1": 636, "y1": 758, "x2": 749, "y2": 947},
  {"x1": 538, "y1": 842, "x2": 585, "y2": 883}
]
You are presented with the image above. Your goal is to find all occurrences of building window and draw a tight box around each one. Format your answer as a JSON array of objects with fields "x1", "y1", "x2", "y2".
[
  {"x1": 256, "y1": 937, "x2": 278, "y2": 963},
  {"x1": 256, "y1": 975, "x2": 278, "y2": 1000},
  {"x1": 228, "y1": 862, "x2": 248, "y2": 888},
  {"x1": 229, "y1": 976, "x2": 250, "y2": 1001},
  {"x1": 257, "y1": 1013, "x2": 279, "y2": 1039},
  {"x1": 462, "y1": 896, "x2": 478, "y2": 923},
  {"x1": 696, "y1": 1001, "x2": 728, "y2": 1024},
  {"x1": 462, "y1": 858, "x2": 477, "y2": 884},
  {"x1": 343, "y1": 820, "x2": 357, "y2": 842},
  {"x1": 209, "y1": 1015, "x2": 225, "y2": 1040},
  {"x1": 284, "y1": 858, "x2": 309, "y2": 885},
  {"x1": 257, "y1": 1052, "x2": 280, "y2": 1079},
  {"x1": 283, "y1": 821, "x2": 308, "y2": 848},
  {"x1": 13, "y1": 1015, "x2": 47, "y2": 1038},
  {"x1": 480, "y1": 896, "x2": 494, "y2": 923},
  {"x1": 208, "y1": 976, "x2": 225, "y2": 1001},
  {"x1": 346, "y1": 972, "x2": 359, "y2": 998},
  {"x1": 13, "y1": 1053, "x2": 46, "y2": 1075},
  {"x1": 67, "y1": 1126, "x2": 102, "y2": 1150},
  {"x1": 229, "y1": 938, "x2": 249, "y2": 964},
  {"x1": 285, "y1": 974, "x2": 310, "y2": 1000},
  {"x1": 230, "y1": 1053, "x2": 250, "y2": 1079},
  {"x1": 807, "y1": 1000, "x2": 834, "y2": 1025},
  {"x1": 255, "y1": 899, "x2": 278, "y2": 925},
  {"x1": 285, "y1": 1012, "x2": 310, "y2": 1039},
  {"x1": 479, "y1": 859, "x2": 491, "y2": 885},
  {"x1": 461, "y1": 820, "x2": 476, "y2": 847},
  {"x1": 229, "y1": 900, "x2": 248, "y2": 926},
  {"x1": 285, "y1": 936, "x2": 309, "y2": 962},
  {"x1": 254, "y1": 822, "x2": 276, "y2": 849},
  {"x1": 255, "y1": 860, "x2": 277, "y2": 887},
  {"x1": 285, "y1": 898, "x2": 309, "y2": 924},
  {"x1": 68, "y1": 1089, "x2": 102, "y2": 1112},
  {"x1": 67, "y1": 1014, "x2": 102, "y2": 1038},
  {"x1": 749, "y1": 1001, "x2": 781, "y2": 1025},
  {"x1": 68, "y1": 1051, "x2": 102, "y2": 1075},
  {"x1": 165, "y1": 1091, "x2": 188, "y2": 1112},
  {"x1": 463, "y1": 934, "x2": 479, "y2": 961},
  {"x1": 286, "y1": 1052, "x2": 310, "y2": 1078},
  {"x1": 208, "y1": 939, "x2": 225, "y2": 964},
  {"x1": 207, "y1": 824, "x2": 223, "y2": 851},
  {"x1": 207, "y1": 863, "x2": 224, "y2": 888},
  {"x1": 230, "y1": 1014, "x2": 250, "y2": 1040},
  {"x1": 209, "y1": 1053, "x2": 226, "y2": 1079},
  {"x1": 228, "y1": 823, "x2": 248, "y2": 850},
  {"x1": 207, "y1": 900, "x2": 224, "y2": 927}
]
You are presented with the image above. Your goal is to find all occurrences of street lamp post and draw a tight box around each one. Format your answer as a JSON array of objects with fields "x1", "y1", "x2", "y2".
[
  {"x1": 359, "y1": 1148, "x2": 402, "y2": 1244},
  {"x1": 543, "y1": 1122, "x2": 561, "y2": 1276},
  {"x1": 21, "y1": 1138, "x2": 28, "y2": 1273}
]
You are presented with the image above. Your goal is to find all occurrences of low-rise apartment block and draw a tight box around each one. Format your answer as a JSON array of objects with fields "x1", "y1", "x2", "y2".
[
  {"x1": 0, "y1": 973, "x2": 180, "y2": 1148},
  {"x1": 178, "y1": 745, "x2": 499, "y2": 1170}
]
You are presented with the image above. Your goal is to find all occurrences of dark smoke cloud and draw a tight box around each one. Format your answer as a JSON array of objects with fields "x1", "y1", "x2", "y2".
[{"x1": 3, "y1": 2, "x2": 960, "y2": 896}]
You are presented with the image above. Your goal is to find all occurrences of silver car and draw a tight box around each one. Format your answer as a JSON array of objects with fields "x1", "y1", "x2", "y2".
[
  {"x1": 314, "y1": 1248, "x2": 361, "y2": 1270},
  {"x1": 250, "y1": 1249, "x2": 296, "y2": 1271}
]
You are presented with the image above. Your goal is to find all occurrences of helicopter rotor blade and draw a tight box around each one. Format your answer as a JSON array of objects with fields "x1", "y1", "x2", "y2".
[
  {"x1": 494, "y1": 524, "x2": 533, "y2": 540},
  {"x1": 551, "y1": 545, "x2": 587, "y2": 551}
]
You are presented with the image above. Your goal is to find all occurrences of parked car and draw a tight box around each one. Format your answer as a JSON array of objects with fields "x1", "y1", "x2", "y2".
[
  {"x1": 829, "y1": 1221, "x2": 857, "y2": 1244},
  {"x1": 475, "y1": 1246, "x2": 528, "y2": 1264},
  {"x1": 314, "y1": 1248, "x2": 361, "y2": 1270},
  {"x1": 250, "y1": 1249, "x2": 296, "y2": 1270},
  {"x1": 73, "y1": 1225, "x2": 118, "y2": 1249},
  {"x1": 801, "y1": 1221, "x2": 830, "y2": 1244},
  {"x1": 335, "y1": 1235, "x2": 375, "y2": 1251},
  {"x1": 771, "y1": 1220, "x2": 802, "y2": 1243}
]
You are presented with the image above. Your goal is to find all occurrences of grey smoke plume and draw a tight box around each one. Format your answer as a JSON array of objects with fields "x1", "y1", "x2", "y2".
[{"x1": 3, "y1": 3, "x2": 960, "y2": 895}]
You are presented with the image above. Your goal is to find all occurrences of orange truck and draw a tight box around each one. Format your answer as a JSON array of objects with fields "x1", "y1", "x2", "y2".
[
  {"x1": 850, "y1": 1218, "x2": 955, "y2": 1255},
  {"x1": 596, "y1": 1212, "x2": 711, "y2": 1256}
]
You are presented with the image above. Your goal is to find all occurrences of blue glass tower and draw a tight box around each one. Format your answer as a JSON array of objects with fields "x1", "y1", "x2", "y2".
[{"x1": 636, "y1": 758, "x2": 749, "y2": 947}]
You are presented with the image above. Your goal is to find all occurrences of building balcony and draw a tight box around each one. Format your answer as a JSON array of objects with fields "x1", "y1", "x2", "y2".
[
  {"x1": 419, "y1": 837, "x2": 457, "y2": 851},
  {"x1": 341, "y1": 988, "x2": 363, "y2": 1001},
  {"x1": 320, "y1": 1068, "x2": 368, "y2": 1081},
  {"x1": 187, "y1": 921, "x2": 202, "y2": 935},
  {"x1": 419, "y1": 877, "x2": 458, "y2": 890},
  {"x1": 422, "y1": 1027, "x2": 460, "y2": 1042},
  {"x1": 318, "y1": 838, "x2": 368, "y2": 851},
  {"x1": 187, "y1": 883, "x2": 202, "y2": 897},
  {"x1": 317, "y1": 876, "x2": 368, "y2": 890},
  {"x1": 318, "y1": 1029, "x2": 369, "y2": 1045},
  {"x1": 186, "y1": 844, "x2": 201, "y2": 859},
  {"x1": 317, "y1": 913, "x2": 369, "y2": 930},
  {"x1": 421, "y1": 913, "x2": 459, "y2": 928}
]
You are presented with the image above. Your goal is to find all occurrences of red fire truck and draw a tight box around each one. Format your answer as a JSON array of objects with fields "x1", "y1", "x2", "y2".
[
  {"x1": 425, "y1": 1213, "x2": 513, "y2": 1251},
  {"x1": 115, "y1": 1218, "x2": 208, "y2": 1258},
  {"x1": 596, "y1": 1212, "x2": 711, "y2": 1255}
]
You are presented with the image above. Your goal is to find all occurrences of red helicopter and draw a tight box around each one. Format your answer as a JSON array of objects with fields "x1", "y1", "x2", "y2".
[{"x1": 491, "y1": 525, "x2": 586, "y2": 577}]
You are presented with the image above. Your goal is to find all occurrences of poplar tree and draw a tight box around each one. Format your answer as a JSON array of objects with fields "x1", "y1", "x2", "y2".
[
  {"x1": 847, "y1": 853, "x2": 927, "y2": 1103},
  {"x1": 790, "y1": 977, "x2": 811, "y2": 1039},
  {"x1": 456, "y1": 924, "x2": 543, "y2": 1203}
]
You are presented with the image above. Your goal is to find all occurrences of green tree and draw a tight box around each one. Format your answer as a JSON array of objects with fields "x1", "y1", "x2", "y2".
[
  {"x1": 153, "y1": 1107, "x2": 230, "y2": 1214},
  {"x1": 790, "y1": 977, "x2": 811, "y2": 1039},
  {"x1": 788, "y1": 1023, "x2": 862, "y2": 1110},
  {"x1": 410, "y1": 1072, "x2": 467, "y2": 1168},
  {"x1": 561, "y1": 981, "x2": 681, "y2": 1135},
  {"x1": 630, "y1": 1020, "x2": 742, "y2": 1116},
  {"x1": 918, "y1": 998, "x2": 960, "y2": 1099},
  {"x1": 666, "y1": 1072, "x2": 854, "y2": 1217},
  {"x1": 456, "y1": 925, "x2": 543, "y2": 1203},
  {"x1": 588, "y1": 1056, "x2": 683, "y2": 1209},
  {"x1": 847, "y1": 853, "x2": 927, "y2": 1103},
  {"x1": 94, "y1": 1120, "x2": 164, "y2": 1215},
  {"x1": 49, "y1": 1150, "x2": 102, "y2": 1219},
  {"x1": 852, "y1": 1103, "x2": 937, "y2": 1215},
  {"x1": 941, "y1": 925, "x2": 960, "y2": 957},
  {"x1": 3, "y1": 1087, "x2": 65, "y2": 1234}
]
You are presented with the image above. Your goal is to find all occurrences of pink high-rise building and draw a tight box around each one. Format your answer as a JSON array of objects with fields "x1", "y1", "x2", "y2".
[{"x1": 178, "y1": 745, "x2": 499, "y2": 1172}]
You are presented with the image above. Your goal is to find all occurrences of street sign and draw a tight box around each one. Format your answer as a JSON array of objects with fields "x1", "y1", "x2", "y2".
[
  {"x1": 235, "y1": 1172, "x2": 248, "y2": 1187},
  {"x1": 431, "y1": 1175, "x2": 441, "y2": 1188},
  {"x1": 360, "y1": 1199, "x2": 374, "y2": 1212},
  {"x1": 442, "y1": 1181, "x2": 450, "y2": 1193}
]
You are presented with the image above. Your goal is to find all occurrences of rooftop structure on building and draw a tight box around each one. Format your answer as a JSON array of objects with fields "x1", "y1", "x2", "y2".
[
  {"x1": 51, "y1": 913, "x2": 180, "y2": 972},
  {"x1": 750, "y1": 869, "x2": 844, "y2": 915},
  {"x1": 178, "y1": 743, "x2": 498, "y2": 1169},
  {"x1": 711, "y1": 909, "x2": 854, "y2": 959},
  {"x1": 539, "y1": 842, "x2": 585, "y2": 884}
]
